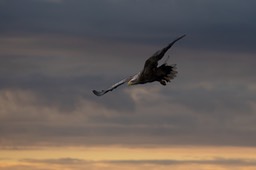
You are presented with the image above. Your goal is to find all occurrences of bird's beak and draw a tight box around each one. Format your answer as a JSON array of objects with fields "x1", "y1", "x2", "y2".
[{"x1": 128, "y1": 81, "x2": 132, "y2": 86}]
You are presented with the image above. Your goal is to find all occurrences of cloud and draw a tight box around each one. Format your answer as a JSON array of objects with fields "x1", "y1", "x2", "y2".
[
  {"x1": 1, "y1": 0, "x2": 256, "y2": 149},
  {"x1": 1, "y1": 0, "x2": 256, "y2": 52},
  {"x1": 21, "y1": 157, "x2": 256, "y2": 166},
  {"x1": 107, "y1": 158, "x2": 256, "y2": 166},
  {"x1": 1, "y1": 85, "x2": 256, "y2": 148},
  {"x1": 23, "y1": 158, "x2": 89, "y2": 165},
  {"x1": 1, "y1": 44, "x2": 256, "y2": 148}
]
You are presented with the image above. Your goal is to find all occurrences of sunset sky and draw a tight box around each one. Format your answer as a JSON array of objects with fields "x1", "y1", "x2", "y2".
[{"x1": 1, "y1": 0, "x2": 256, "y2": 170}]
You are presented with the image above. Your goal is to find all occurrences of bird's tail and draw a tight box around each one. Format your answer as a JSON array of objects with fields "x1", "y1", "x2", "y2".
[{"x1": 157, "y1": 64, "x2": 178, "y2": 85}]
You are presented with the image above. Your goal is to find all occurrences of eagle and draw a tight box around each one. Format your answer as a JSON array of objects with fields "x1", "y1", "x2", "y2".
[{"x1": 93, "y1": 35, "x2": 186, "y2": 96}]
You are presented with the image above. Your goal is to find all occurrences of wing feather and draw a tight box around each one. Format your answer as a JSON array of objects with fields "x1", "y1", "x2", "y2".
[
  {"x1": 142, "y1": 34, "x2": 186, "y2": 77},
  {"x1": 92, "y1": 77, "x2": 132, "y2": 96}
]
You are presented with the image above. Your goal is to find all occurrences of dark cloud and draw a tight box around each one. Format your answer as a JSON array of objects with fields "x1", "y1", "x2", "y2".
[
  {"x1": 167, "y1": 84, "x2": 256, "y2": 115},
  {"x1": 0, "y1": 0, "x2": 256, "y2": 149},
  {"x1": 1, "y1": 0, "x2": 256, "y2": 51},
  {"x1": 0, "y1": 55, "x2": 256, "y2": 147},
  {"x1": 0, "y1": 74, "x2": 135, "y2": 112}
]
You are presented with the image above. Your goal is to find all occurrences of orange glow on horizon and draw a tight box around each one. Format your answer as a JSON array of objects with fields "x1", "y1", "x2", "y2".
[
  {"x1": 1, "y1": 146, "x2": 256, "y2": 162},
  {"x1": 1, "y1": 146, "x2": 256, "y2": 170}
]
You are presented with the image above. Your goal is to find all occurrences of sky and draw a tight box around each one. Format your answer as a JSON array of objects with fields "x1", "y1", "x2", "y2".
[{"x1": 1, "y1": 0, "x2": 256, "y2": 169}]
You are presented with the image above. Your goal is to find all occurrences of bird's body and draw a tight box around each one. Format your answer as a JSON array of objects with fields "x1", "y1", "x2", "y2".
[{"x1": 93, "y1": 35, "x2": 185, "y2": 96}]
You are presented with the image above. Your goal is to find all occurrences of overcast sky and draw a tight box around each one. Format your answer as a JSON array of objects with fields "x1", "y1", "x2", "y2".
[{"x1": 1, "y1": 0, "x2": 256, "y2": 169}]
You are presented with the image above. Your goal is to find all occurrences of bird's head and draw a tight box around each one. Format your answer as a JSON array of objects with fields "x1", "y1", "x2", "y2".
[
  {"x1": 128, "y1": 73, "x2": 140, "y2": 86},
  {"x1": 128, "y1": 80, "x2": 136, "y2": 86}
]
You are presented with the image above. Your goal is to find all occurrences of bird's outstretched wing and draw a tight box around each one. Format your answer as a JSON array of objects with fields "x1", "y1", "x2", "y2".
[
  {"x1": 142, "y1": 34, "x2": 186, "y2": 77},
  {"x1": 92, "y1": 77, "x2": 132, "y2": 96}
]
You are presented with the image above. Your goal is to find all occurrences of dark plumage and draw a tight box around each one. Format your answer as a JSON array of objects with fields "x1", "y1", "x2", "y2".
[
  {"x1": 156, "y1": 64, "x2": 178, "y2": 86},
  {"x1": 93, "y1": 35, "x2": 185, "y2": 96}
]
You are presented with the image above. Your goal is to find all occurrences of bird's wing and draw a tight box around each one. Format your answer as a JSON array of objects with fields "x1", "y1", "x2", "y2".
[
  {"x1": 92, "y1": 77, "x2": 132, "y2": 96},
  {"x1": 141, "y1": 35, "x2": 186, "y2": 77}
]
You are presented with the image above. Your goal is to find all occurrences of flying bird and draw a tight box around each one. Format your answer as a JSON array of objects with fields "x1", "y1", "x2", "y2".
[{"x1": 93, "y1": 34, "x2": 186, "y2": 96}]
